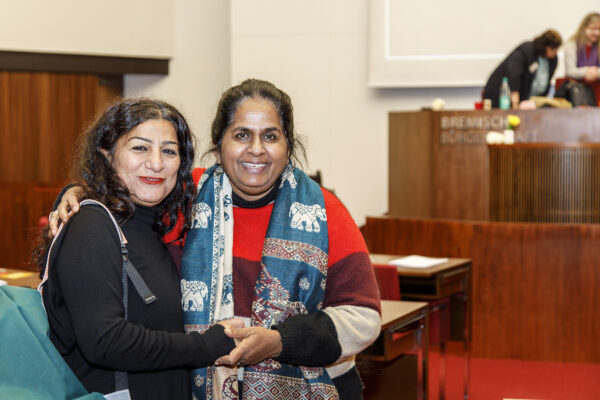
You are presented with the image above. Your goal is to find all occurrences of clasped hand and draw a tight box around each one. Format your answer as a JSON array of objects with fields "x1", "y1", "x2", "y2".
[{"x1": 215, "y1": 322, "x2": 282, "y2": 367}]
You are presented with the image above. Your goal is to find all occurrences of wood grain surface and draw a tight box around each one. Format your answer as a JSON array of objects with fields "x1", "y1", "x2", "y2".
[{"x1": 363, "y1": 216, "x2": 600, "y2": 363}]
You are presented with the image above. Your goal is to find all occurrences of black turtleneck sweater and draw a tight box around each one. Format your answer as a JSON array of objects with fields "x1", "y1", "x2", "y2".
[{"x1": 43, "y1": 203, "x2": 235, "y2": 399}]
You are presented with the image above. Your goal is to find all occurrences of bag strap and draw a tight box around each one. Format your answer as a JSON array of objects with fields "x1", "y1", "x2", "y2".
[
  {"x1": 39, "y1": 199, "x2": 158, "y2": 392},
  {"x1": 114, "y1": 266, "x2": 129, "y2": 391},
  {"x1": 40, "y1": 200, "x2": 157, "y2": 304}
]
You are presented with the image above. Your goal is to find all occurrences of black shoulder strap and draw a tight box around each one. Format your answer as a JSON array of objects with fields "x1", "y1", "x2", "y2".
[
  {"x1": 50, "y1": 200, "x2": 158, "y2": 392},
  {"x1": 76, "y1": 200, "x2": 158, "y2": 393},
  {"x1": 78, "y1": 200, "x2": 157, "y2": 305}
]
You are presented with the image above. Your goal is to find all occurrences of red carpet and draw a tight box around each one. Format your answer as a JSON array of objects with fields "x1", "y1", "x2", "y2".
[{"x1": 428, "y1": 349, "x2": 600, "y2": 400}]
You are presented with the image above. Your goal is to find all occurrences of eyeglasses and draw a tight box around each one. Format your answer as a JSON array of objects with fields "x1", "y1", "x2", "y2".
[{"x1": 586, "y1": 26, "x2": 600, "y2": 33}]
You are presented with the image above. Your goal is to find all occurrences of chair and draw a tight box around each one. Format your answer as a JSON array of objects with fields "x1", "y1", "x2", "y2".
[
  {"x1": 372, "y1": 263, "x2": 450, "y2": 342},
  {"x1": 555, "y1": 77, "x2": 600, "y2": 107},
  {"x1": 372, "y1": 261, "x2": 451, "y2": 399},
  {"x1": 373, "y1": 263, "x2": 401, "y2": 300}
]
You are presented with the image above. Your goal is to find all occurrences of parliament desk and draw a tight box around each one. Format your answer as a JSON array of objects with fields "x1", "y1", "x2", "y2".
[
  {"x1": 0, "y1": 268, "x2": 41, "y2": 288},
  {"x1": 362, "y1": 300, "x2": 428, "y2": 400},
  {"x1": 371, "y1": 255, "x2": 472, "y2": 400}
]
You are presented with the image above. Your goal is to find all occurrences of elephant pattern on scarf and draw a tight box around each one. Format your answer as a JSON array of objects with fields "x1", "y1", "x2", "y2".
[
  {"x1": 288, "y1": 202, "x2": 327, "y2": 233},
  {"x1": 279, "y1": 165, "x2": 297, "y2": 189},
  {"x1": 181, "y1": 279, "x2": 209, "y2": 312},
  {"x1": 191, "y1": 202, "x2": 212, "y2": 229}
]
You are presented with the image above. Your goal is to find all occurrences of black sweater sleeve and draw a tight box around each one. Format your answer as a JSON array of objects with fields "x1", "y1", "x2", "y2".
[
  {"x1": 48, "y1": 207, "x2": 235, "y2": 371},
  {"x1": 272, "y1": 311, "x2": 341, "y2": 366},
  {"x1": 52, "y1": 183, "x2": 77, "y2": 211}
]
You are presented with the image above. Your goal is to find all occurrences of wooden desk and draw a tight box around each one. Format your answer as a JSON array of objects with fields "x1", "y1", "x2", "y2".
[
  {"x1": 0, "y1": 268, "x2": 41, "y2": 289},
  {"x1": 362, "y1": 300, "x2": 428, "y2": 400},
  {"x1": 371, "y1": 254, "x2": 471, "y2": 300},
  {"x1": 370, "y1": 255, "x2": 472, "y2": 400}
]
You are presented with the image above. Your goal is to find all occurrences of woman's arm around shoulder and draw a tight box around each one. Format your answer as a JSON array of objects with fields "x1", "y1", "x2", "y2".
[{"x1": 49, "y1": 205, "x2": 235, "y2": 371}]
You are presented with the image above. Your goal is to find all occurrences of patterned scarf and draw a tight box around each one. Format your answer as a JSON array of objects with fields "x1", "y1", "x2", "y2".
[{"x1": 181, "y1": 163, "x2": 338, "y2": 400}]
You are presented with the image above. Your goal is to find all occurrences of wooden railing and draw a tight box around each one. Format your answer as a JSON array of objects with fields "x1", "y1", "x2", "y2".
[{"x1": 489, "y1": 143, "x2": 600, "y2": 223}]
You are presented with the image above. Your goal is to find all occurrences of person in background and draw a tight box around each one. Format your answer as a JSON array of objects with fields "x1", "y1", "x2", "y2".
[
  {"x1": 52, "y1": 79, "x2": 382, "y2": 400},
  {"x1": 35, "y1": 98, "x2": 240, "y2": 400},
  {"x1": 564, "y1": 12, "x2": 600, "y2": 83},
  {"x1": 483, "y1": 29, "x2": 563, "y2": 108}
]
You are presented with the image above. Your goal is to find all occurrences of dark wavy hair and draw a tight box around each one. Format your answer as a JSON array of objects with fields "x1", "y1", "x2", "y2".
[
  {"x1": 207, "y1": 78, "x2": 306, "y2": 165},
  {"x1": 32, "y1": 97, "x2": 195, "y2": 267},
  {"x1": 533, "y1": 29, "x2": 562, "y2": 56}
]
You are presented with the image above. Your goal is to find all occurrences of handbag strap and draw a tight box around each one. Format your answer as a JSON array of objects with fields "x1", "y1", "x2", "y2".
[
  {"x1": 78, "y1": 200, "x2": 157, "y2": 305},
  {"x1": 77, "y1": 200, "x2": 157, "y2": 392},
  {"x1": 114, "y1": 268, "x2": 129, "y2": 391}
]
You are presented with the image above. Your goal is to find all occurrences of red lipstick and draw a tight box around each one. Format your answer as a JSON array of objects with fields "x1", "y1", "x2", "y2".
[{"x1": 140, "y1": 177, "x2": 165, "y2": 185}]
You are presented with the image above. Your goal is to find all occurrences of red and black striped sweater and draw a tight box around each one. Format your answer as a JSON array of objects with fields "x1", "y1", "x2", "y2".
[{"x1": 165, "y1": 168, "x2": 381, "y2": 398}]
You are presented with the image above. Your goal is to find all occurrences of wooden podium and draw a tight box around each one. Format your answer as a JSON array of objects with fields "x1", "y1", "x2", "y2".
[{"x1": 389, "y1": 108, "x2": 600, "y2": 221}]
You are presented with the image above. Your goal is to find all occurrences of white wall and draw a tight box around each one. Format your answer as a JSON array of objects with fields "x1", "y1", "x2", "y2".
[
  {"x1": 0, "y1": 0, "x2": 173, "y2": 57},
  {"x1": 125, "y1": 0, "x2": 231, "y2": 160},
  {"x1": 230, "y1": 0, "x2": 480, "y2": 225},
  {"x1": 0, "y1": 0, "x2": 230, "y2": 167},
  {"x1": 368, "y1": 0, "x2": 599, "y2": 87},
  {"x1": 5, "y1": 0, "x2": 588, "y2": 226}
]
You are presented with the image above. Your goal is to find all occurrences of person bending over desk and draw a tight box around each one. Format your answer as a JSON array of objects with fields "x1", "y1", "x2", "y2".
[{"x1": 483, "y1": 29, "x2": 562, "y2": 108}]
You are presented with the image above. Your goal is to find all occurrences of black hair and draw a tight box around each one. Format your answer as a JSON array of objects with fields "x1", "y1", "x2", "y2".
[
  {"x1": 32, "y1": 97, "x2": 195, "y2": 267},
  {"x1": 208, "y1": 78, "x2": 306, "y2": 165}
]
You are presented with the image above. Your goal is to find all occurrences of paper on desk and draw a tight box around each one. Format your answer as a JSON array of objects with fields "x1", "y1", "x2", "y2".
[{"x1": 388, "y1": 255, "x2": 448, "y2": 268}]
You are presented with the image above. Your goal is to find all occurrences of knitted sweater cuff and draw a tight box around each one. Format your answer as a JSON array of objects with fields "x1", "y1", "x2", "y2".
[
  {"x1": 200, "y1": 324, "x2": 237, "y2": 362},
  {"x1": 272, "y1": 311, "x2": 341, "y2": 366}
]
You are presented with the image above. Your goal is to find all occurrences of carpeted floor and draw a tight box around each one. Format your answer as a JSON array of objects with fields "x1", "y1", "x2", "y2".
[{"x1": 428, "y1": 349, "x2": 600, "y2": 400}]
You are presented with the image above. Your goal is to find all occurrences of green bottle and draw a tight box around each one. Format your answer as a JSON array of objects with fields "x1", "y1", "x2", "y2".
[{"x1": 499, "y1": 77, "x2": 511, "y2": 110}]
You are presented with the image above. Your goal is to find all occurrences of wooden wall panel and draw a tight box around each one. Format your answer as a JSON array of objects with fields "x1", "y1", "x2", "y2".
[
  {"x1": 0, "y1": 72, "x2": 98, "y2": 182},
  {"x1": 0, "y1": 183, "x2": 66, "y2": 270},
  {"x1": 471, "y1": 223, "x2": 600, "y2": 362},
  {"x1": 0, "y1": 71, "x2": 121, "y2": 270},
  {"x1": 388, "y1": 111, "x2": 433, "y2": 217},
  {"x1": 363, "y1": 216, "x2": 474, "y2": 258},
  {"x1": 363, "y1": 216, "x2": 600, "y2": 363}
]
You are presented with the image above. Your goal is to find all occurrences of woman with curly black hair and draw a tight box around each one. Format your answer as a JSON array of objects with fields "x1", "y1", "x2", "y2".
[{"x1": 35, "y1": 97, "x2": 240, "y2": 400}]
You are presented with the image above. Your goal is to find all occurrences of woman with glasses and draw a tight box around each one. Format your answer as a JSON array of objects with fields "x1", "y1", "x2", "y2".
[{"x1": 564, "y1": 12, "x2": 600, "y2": 83}]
